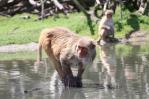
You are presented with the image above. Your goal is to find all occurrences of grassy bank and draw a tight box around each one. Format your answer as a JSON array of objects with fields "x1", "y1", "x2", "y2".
[
  {"x1": 0, "y1": 13, "x2": 96, "y2": 46},
  {"x1": 0, "y1": 8, "x2": 149, "y2": 46}
]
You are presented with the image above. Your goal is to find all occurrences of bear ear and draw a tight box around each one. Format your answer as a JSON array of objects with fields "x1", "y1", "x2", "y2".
[{"x1": 90, "y1": 41, "x2": 96, "y2": 49}]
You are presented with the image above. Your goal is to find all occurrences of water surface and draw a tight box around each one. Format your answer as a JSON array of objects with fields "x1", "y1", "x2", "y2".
[{"x1": 0, "y1": 43, "x2": 149, "y2": 99}]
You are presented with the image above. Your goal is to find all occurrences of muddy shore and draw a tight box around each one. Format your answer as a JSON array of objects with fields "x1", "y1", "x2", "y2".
[{"x1": 0, "y1": 42, "x2": 38, "y2": 52}]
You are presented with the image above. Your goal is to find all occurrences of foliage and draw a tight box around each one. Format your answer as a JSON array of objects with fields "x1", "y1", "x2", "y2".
[{"x1": 114, "y1": 7, "x2": 149, "y2": 38}]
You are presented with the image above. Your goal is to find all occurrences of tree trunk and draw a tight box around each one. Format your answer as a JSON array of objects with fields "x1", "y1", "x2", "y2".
[
  {"x1": 72, "y1": 0, "x2": 89, "y2": 15},
  {"x1": 138, "y1": 1, "x2": 148, "y2": 15},
  {"x1": 72, "y1": 0, "x2": 94, "y2": 35}
]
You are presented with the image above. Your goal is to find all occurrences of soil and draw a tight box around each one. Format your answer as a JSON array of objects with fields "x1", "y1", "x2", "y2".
[
  {"x1": 119, "y1": 30, "x2": 149, "y2": 44},
  {"x1": 0, "y1": 30, "x2": 148, "y2": 52}
]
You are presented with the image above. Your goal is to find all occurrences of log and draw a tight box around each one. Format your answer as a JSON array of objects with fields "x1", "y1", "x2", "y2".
[
  {"x1": 29, "y1": 0, "x2": 40, "y2": 6},
  {"x1": 52, "y1": 0, "x2": 64, "y2": 10}
]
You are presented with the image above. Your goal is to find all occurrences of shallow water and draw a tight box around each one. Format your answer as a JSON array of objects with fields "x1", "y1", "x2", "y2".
[{"x1": 0, "y1": 43, "x2": 149, "y2": 99}]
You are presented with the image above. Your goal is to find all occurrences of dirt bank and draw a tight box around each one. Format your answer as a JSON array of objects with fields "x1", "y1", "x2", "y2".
[
  {"x1": 0, "y1": 42, "x2": 38, "y2": 52},
  {"x1": 119, "y1": 30, "x2": 149, "y2": 45}
]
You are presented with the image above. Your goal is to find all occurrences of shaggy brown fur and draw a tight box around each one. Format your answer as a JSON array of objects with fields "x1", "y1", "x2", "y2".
[{"x1": 36, "y1": 27, "x2": 96, "y2": 87}]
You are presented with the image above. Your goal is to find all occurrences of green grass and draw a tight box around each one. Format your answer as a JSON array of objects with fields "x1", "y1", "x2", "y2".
[
  {"x1": 0, "y1": 8, "x2": 149, "y2": 46},
  {"x1": 0, "y1": 8, "x2": 149, "y2": 61},
  {"x1": 0, "y1": 13, "x2": 96, "y2": 45}
]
